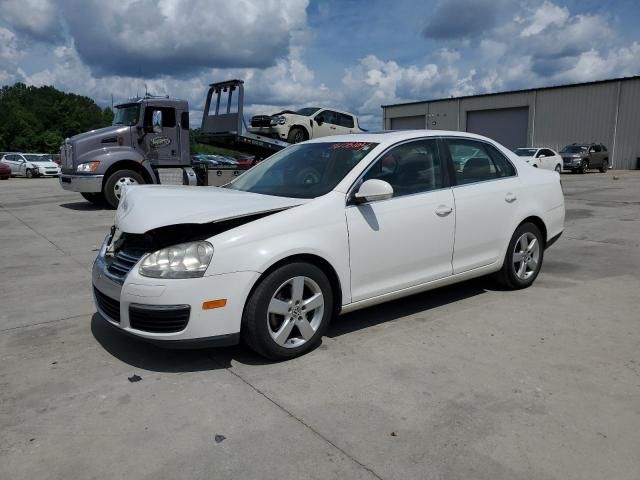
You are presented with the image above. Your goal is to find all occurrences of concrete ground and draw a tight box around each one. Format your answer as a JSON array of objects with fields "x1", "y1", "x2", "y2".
[{"x1": 1, "y1": 171, "x2": 639, "y2": 480}]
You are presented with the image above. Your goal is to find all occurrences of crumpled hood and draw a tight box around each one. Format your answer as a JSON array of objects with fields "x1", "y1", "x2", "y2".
[{"x1": 115, "y1": 185, "x2": 307, "y2": 234}]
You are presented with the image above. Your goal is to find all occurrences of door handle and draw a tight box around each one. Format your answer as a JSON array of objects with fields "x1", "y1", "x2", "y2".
[
  {"x1": 505, "y1": 192, "x2": 517, "y2": 203},
  {"x1": 435, "y1": 205, "x2": 453, "y2": 217}
]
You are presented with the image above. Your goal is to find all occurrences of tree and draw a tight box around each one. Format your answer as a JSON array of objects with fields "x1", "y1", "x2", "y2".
[{"x1": 0, "y1": 83, "x2": 112, "y2": 153}]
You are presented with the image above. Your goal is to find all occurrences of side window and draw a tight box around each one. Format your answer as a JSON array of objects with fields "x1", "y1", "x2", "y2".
[
  {"x1": 180, "y1": 112, "x2": 189, "y2": 130},
  {"x1": 337, "y1": 113, "x2": 354, "y2": 128},
  {"x1": 541, "y1": 149, "x2": 554, "y2": 157},
  {"x1": 144, "y1": 107, "x2": 176, "y2": 130},
  {"x1": 592, "y1": 144, "x2": 601, "y2": 152},
  {"x1": 317, "y1": 110, "x2": 338, "y2": 125},
  {"x1": 446, "y1": 138, "x2": 515, "y2": 185},
  {"x1": 601, "y1": 145, "x2": 607, "y2": 152},
  {"x1": 362, "y1": 139, "x2": 444, "y2": 197}
]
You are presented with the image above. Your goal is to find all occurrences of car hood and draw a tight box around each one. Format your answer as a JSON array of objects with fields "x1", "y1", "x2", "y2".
[
  {"x1": 115, "y1": 185, "x2": 307, "y2": 234},
  {"x1": 31, "y1": 161, "x2": 59, "y2": 167}
]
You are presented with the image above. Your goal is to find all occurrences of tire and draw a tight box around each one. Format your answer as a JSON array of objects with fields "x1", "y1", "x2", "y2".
[
  {"x1": 103, "y1": 169, "x2": 144, "y2": 209},
  {"x1": 81, "y1": 192, "x2": 106, "y2": 206},
  {"x1": 287, "y1": 127, "x2": 308, "y2": 144},
  {"x1": 25, "y1": 169, "x2": 34, "y2": 178},
  {"x1": 242, "y1": 262, "x2": 334, "y2": 360},
  {"x1": 495, "y1": 222, "x2": 544, "y2": 290},
  {"x1": 579, "y1": 160, "x2": 588, "y2": 174},
  {"x1": 599, "y1": 160, "x2": 608, "y2": 173},
  {"x1": 533, "y1": 164, "x2": 538, "y2": 168}
]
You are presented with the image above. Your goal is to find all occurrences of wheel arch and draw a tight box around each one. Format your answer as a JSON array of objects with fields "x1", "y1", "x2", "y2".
[
  {"x1": 518, "y1": 215, "x2": 548, "y2": 247},
  {"x1": 247, "y1": 253, "x2": 343, "y2": 317},
  {"x1": 289, "y1": 124, "x2": 310, "y2": 139},
  {"x1": 102, "y1": 160, "x2": 154, "y2": 186}
]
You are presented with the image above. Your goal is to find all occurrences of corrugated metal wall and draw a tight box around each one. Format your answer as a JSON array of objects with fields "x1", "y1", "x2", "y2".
[{"x1": 383, "y1": 77, "x2": 640, "y2": 169}]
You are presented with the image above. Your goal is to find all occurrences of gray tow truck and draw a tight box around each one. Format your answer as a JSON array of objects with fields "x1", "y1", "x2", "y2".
[{"x1": 59, "y1": 80, "x2": 292, "y2": 208}]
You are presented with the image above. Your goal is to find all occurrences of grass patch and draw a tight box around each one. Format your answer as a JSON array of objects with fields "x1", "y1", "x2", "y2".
[{"x1": 191, "y1": 142, "x2": 246, "y2": 157}]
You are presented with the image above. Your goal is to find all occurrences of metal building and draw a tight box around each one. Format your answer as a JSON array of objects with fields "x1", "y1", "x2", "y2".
[{"x1": 382, "y1": 76, "x2": 640, "y2": 169}]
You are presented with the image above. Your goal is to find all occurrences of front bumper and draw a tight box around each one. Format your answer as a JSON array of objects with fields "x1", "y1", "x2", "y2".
[
  {"x1": 92, "y1": 251, "x2": 260, "y2": 346},
  {"x1": 248, "y1": 126, "x2": 288, "y2": 140},
  {"x1": 59, "y1": 174, "x2": 104, "y2": 192}
]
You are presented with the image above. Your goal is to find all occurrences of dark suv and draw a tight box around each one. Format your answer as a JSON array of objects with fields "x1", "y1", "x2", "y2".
[{"x1": 560, "y1": 143, "x2": 609, "y2": 174}]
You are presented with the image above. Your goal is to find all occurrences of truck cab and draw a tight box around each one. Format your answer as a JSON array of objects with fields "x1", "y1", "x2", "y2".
[{"x1": 59, "y1": 96, "x2": 195, "y2": 208}]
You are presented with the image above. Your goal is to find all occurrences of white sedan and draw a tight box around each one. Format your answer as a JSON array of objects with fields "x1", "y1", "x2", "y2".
[
  {"x1": 0, "y1": 153, "x2": 61, "y2": 177},
  {"x1": 93, "y1": 131, "x2": 565, "y2": 359},
  {"x1": 513, "y1": 147, "x2": 563, "y2": 172}
]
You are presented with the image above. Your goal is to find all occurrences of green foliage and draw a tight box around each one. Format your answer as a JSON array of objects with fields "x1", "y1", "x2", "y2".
[
  {"x1": 189, "y1": 128, "x2": 244, "y2": 156},
  {"x1": 0, "y1": 83, "x2": 112, "y2": 153}
]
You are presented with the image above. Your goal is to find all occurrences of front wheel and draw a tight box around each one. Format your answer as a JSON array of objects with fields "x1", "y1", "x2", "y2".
[
  {"x1": 599, "y1": 160, "x2": 608, "y2": 173},
  {"x1": 25, "y1": 169, "x2": 34, "y2": 178},
  {"x1": 579, "y1": 160, "x2": 588, "y2": 174},
  {"x1": 242, "y1": 262, "x2": 334, "y2": 360},
  {"x1": 103, "y1": 169, "x2": 144, "y2": 209},
  {"x1": 495, "y1": 222, "x2": 544, "y2": 290},
  {"x1": 287, "y1": 127, "x2": 307, "y2": 144}
]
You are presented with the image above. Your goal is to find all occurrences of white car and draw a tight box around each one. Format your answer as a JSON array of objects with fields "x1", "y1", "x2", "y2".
[
  {"x1": 514, "y1": 147, "x2": 563, "y2": 172},
  {"x1": 93, "y1": 131, "x2": 565, "y2": 360},
  {"x1": 0, "y1": 153, "x2": 61, "y2": 177},
  {"x1": 249, "y1": 107, "x2": 363, "y2": 143}
]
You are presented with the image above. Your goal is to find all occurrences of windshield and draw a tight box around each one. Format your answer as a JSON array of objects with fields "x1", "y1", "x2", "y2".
[
  {"x1": 227, "y1": 142, "x2": 378, "y2": 198},
  {"x1": 296, "y1": 107, "x2": 321, "y2": 116},
  {"x1": 561, "y1": 145, "x2": 587, "y2": 153},
  {"x1": 514, "y1": 148, "x2": 537, "y2": 157},
  {"x1": 113, "y1": 104, "x2": 140, "y2": 126}
]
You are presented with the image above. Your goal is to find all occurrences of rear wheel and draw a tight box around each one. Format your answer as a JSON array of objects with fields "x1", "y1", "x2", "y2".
[
  {"x1": 495, "y1": 222, "x2": 544, "y2": 290},
  {"x1": 103, "y1": 169, "x2": 144, "y2": 209},
  {"x1": 81, "y1": 192, "x2": 106, "y2": 206},
  {"x1": 599, "y1": 160, "x2": 608, "y2": 173},
  {"x1": 287, "y1": 127, "x2": 308, "y2": 144},
  {"x1": 243, "y1": 262, "x2": 333, "y2": 360}
]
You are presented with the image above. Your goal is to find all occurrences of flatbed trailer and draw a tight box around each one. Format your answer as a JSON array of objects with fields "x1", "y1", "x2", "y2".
[{"x1": 198, "y1": 80, "x2": 291, "y2": 159}]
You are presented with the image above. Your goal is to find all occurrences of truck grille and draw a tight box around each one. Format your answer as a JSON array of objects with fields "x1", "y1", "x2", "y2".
[
  {"x1": 129, "y1": 304, "x2": 190, "y2": 333},
  {"x1": 94, "y1": 287, "x2": 121, "y2": 323},
  {"x1": 61, "y1": 143, "x2": 74, "y2": 169},
  {"x1": 107, "y1": 249, "x2": 146, "y2": 279},
  {"x1": 250, "y1": 115, "x2": 272, "y2": 128}
]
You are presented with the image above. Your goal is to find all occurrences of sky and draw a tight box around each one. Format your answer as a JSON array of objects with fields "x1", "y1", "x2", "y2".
[{"x1": 1, "y1": 0, "x2": 639, "y2": 129}]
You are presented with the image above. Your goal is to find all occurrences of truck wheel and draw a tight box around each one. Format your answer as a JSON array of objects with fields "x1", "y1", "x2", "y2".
[
  {"x1": 81, "y1": 192, "x2": 106, "y2": 206},
  {"x1": 599, "y1": 160, "x2": 608, "y2": 173},
  {"x1": 103, "y1": 169, "x2": 144, "y2": 209},
  {"x1": 287, "y1": 127, "x2": 307, "y2": 144}
]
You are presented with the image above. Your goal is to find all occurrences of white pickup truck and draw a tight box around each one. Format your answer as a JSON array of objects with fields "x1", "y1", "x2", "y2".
[{"x1": 249, "y1": 107, "x2": 363, "y2": 143}]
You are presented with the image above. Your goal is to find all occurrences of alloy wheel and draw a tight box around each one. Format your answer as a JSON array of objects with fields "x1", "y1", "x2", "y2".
[
  {"x1": 512, "y1": 232, "x2": 540, "y2": 281},
  {"x1": 267, "y1": 276, "x2": 324, "y2": 348}
]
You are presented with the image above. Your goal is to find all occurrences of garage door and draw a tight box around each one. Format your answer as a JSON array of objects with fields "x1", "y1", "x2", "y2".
[
  {"x1": 391, "y1": 115, "x2": 425, "y2": 130},
  {"x1": 466, "y1": 107, "x2": 528, "y2": 150}
]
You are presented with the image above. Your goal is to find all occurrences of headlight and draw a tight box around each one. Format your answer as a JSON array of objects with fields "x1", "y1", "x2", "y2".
[
  {"x1": 270, "y1": 115, "x2": 286, "y2": 126},
  {"x1": 77, "y1": 161, "x2": 100, "y2": 172},
  {"x1": 139, "y1": 241, "x2": 214, "y2": 279}
]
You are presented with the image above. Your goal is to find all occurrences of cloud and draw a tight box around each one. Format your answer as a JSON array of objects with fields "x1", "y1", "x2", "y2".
[
  {"x1": 422, "y1": 0, "x2": 506, "y2": 39},
  {"x1": 517, "y1": 1, "x2": 569, "y2": 37},
  {"x1": 57, "y1": 0, "x2": 308, "y2": 77},
  {"x1": 0, "y1": 0, "x2": 62, "y2": 43}
]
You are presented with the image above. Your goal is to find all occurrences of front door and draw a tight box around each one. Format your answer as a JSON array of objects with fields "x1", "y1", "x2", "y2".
[
  {"x1": 346, "y1": 138, "x2": 455, "y2": 302},
  {"x1": 443, "y1": 137, "x2": 520, "y2": 273},
  {"x1": 142, "y1": 106, "x2": 179, "y2": 165},
  {"x1": 312, "y1": 110, "x2": 339, "y2": 138}
]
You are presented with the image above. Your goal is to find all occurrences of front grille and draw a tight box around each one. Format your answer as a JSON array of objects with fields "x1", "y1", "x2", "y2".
[
  {"x1": 107, "y1": 249, "x2": 145, "y2": 279},
  {"x1": 94, "y1": 287, "x2": 121, "y2": 323},
  {"x1": 129, "y1": 304, "x2": 190, "y2": 333},
  {"x1": 250, "y1": 115, "x2": 272, "y2": 128}
]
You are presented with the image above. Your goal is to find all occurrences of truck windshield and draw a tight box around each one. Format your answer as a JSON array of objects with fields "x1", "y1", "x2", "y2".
[
  {"x1": 296, "y1": 107, "x2": 320, "y2": 116},
  {"x1": 227, "y1": 142, "x2": 378, "y2": 199},
  {"x1": 113, "y1": 104, "x2": 140, "y2": 126}
]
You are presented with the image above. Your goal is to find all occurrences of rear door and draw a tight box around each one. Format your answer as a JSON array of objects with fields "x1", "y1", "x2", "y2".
[
  {"x1": 337, "y1": 112, "x2": 358, "y2": 134},
  {"x1": 443, "y1": 137, "x2": 520, "y2": 273}
]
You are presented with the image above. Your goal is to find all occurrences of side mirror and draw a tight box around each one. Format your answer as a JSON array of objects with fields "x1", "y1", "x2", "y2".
[
  {"x1": 538, "y1": 154, "x2": 546, "y2": 158},
  {"x1": 153, "y1": 123, "x2": 162, "y2": 134},
  {"x1": 354, "y1": 179, "x2": 394, "y2": 204},
  {"x1": 315, "y1": 116, "x2": 324, "y2": 126},
  {"x1": 589, "y1": 149, "x2": 595, "y2": 153}
]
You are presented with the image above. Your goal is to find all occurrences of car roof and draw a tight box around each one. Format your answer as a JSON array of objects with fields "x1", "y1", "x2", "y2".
[{"x1": 304, "y1": 129, "x2": 502, "y2": 145}]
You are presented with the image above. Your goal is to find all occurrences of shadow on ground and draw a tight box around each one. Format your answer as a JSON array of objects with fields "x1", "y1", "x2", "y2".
[
  {"x1": 92, "y1": 279, "x2": 488, "y2": 372},
  {"x1": 60, "y1": 202, "x2": 109, "y2": 211}
]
